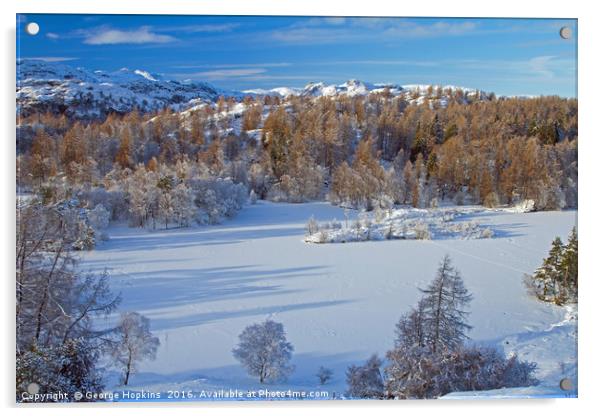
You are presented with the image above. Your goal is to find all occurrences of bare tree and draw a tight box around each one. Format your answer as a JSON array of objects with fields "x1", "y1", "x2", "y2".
[
  {"x1": 316, "y1": 366, "x2": 333, "y2": 385},
  {"x1": 232, "y1": 320, "x2": 294, "y2": 383},
  {"x1": 111, "y1": 312, "x2": 160, "y2": 385},
  {"x1": 16, "y1": 200, "x2": 119, "y2": 400},
  {"x1": 16, "y1": 201, "x2": 119, "y2": 351}
]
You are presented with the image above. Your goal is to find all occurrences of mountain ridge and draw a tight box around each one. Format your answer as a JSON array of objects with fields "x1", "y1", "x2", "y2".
[{"x1": 17, "y1": 59, "x2": 494, "y2": 119}]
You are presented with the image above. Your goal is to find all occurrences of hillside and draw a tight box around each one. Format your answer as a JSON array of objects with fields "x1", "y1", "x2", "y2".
[
  {"x1": 17, "y1": 60, "x2": 234, "y2": 119},
  {"x1": 17, "y1": 60, "x2": 493, "y2": 120}
]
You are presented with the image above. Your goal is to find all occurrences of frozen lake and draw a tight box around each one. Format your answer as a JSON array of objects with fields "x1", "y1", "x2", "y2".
[{"x1": 81, "y1": 202, "x2": 577, "y2": 398}]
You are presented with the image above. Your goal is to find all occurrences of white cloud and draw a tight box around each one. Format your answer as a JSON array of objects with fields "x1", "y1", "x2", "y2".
[
  {"x1": 454, "y1": 56, "x2": 572, "y2": 80},
  {"x1": 270, "y1": 27, "x2": 352, "y2": 44},
  {"x1": 83, "y1": 26, "x2": 176, "y2": 45},
  {"x1": 172, "y1": 62, "x2": 291, "y2": 69},
  {"x1": 161, "y1": 23, "x2": 240, "y2": 33},
  {"x1": 301, "y1": 17, "x2": 347, "y2": 27},
  {"x1": 384, "y1": 21, "x2": 478, "y2": 38},
  {"x1": 46, "y1": 32, "x2": 60, "y2": 40},
  {"x1": 528, "y1": 56, "x2": 557, "y2": 79},
  {"x1": 21, "y1": 56, "x2": 77, "y2": 62},
  {"x1": 268, "y1": 19, "x2": 478, "y2": 45},
  {"x1": 182, "y1": 68, "x2": 267, "y2": 80},
  {"x1": 317, "y1": 59, "x2": 439, "y2": 67}
]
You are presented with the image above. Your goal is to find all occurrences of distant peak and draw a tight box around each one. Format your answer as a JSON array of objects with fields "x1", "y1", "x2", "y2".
[{"x1": 134, "y1": 69, "x2": 158, "y2": 82}]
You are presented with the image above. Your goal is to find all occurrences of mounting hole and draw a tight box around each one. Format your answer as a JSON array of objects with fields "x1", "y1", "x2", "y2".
[
  {"x1": 559, "y1": 26, "x2": 572, "y2": 40},
  {"x1": 559, "y1": 378, "x2": 573, "y2": 391},
  {"x1": 25, "y1": 22, "x2": 40, "y2": 36},
  {"x1": 27, "y1": 382, "x2": 40, "y2": 394}
]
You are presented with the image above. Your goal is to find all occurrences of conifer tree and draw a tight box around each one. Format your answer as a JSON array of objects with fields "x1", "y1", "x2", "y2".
[
  {"x1": 262, "y1": 107, "x2": 291, "y2": 179},
  {"x1": 419, "y1": 255, "x2": 473, "y2": 353},
  {"x1": 29, "y1": 129, "x2": 56, "y2": 184},
  {"x1": 531, "y1": 237, "x2": 564, "y2": 303},
  {"x1": 527, "y1": 229, "x2": 578, "y2": 304},
  {"x1": 561, "y1": 227, "x2": 578, "y2": 301},
  {"x1": 190, "y1": 111, "x2": 205, "y2": 146},
  {"x1": 115, "y1": 128, "x2": 133, "y2": 169}
]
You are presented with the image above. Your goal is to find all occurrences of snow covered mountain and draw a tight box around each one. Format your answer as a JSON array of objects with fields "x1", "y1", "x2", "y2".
[
  {"x1": 17, "y1": 60, "x2": 241, "y2": 119},
  {"x1": 17, "y1": 60, "x2": 492, "y2": 120},
  {"x1": 244, "y1": 79, "x2": 490, "y2": 102}
]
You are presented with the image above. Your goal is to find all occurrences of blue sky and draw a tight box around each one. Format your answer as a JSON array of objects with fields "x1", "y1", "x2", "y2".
[{"x1": 17, "y1": 14, "x2": 577, "y2": 97}]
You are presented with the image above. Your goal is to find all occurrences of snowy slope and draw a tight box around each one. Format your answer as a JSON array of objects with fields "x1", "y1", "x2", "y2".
[
  {"x1": 245, "y1": 79, "x2": 489, "y2": 106},
  {"x1": 18, "y1": 60, "x2": 492, "y2": 120},
  {"x1": 16, "y1": 59, "x2": 240, "y2": 118},
  {"x1": 81, "y1": 203, "x2": 577, "y2": 400}
]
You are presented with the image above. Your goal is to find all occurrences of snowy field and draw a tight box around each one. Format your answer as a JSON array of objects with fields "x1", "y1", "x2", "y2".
[{"x1": 81, "y1": 201, "x2": 577, "y2": 400}]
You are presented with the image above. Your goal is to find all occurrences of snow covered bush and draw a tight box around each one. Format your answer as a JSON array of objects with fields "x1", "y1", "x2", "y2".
[
  {"x1": 305, "y1": 207, "x2": 494, "y2": 244},
  {"x1": 318, "y1": 229, "x2": 329, "y2": 244},
  {"x1": 385, "y1": 345, "x2": 440, "y2": 399},
  {"x1": 413, "y1": 221, "x2": 432, "y2": 240},
  {"x1": 249, "y1": 189, "x2": 258, "y2": 204},
  {"x1": 511, "y1": 199, "x2": 536, "y2": 213},
  {"x1": 232, "y1": 320, "x2": 294, "y2": 383},
  {"x1": 78, "y1": 187, "x2": 125, "y2": 220},
  {"x1": 190, "y1": 177, "x2": 247, "y2": 225},
  {"x1": 429, "y1": 197, "x2": 439, "y2": 208},
  {"x1": 481, "y1": 227, "x2": 495, "y2": 238},
  {"x1": 306, "y1": 215, "x2": 319, "y2": 236},
  {"x1": 17, "y1": 339, "x2": 104, "y2": 402},
  {"x1": 483, "y1": 191, "x2": 500, "y2": 208},
  {"x1": 171, "y1": 182, "x2": 196, "y2": 227},
  {"x1": 267, "y1": 163, "x2": 323, "y2": 203},
  {"x1": 384, "y1": 255, "x2": 538, "y2": 399},
  {"x1": 385, "y1": 345, "x2": 538, "y2": 399},
  {"x1": 316, "y1": 366, "x2": 333, "y2": 385},
  {"x1": 453, "y1": 190, "x2": 465, "y2": 206},
  {"x1": 87, "y1": 203, "x2": 110, "y2": 231},
  {"x1": 248, "y1": 162, "x2": 271, "y2": 200},
  {"x1": 346, "y1": 354, "x2": 384, "y2": 399}
]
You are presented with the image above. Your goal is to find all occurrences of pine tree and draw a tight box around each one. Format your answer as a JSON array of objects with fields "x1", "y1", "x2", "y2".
[
  {"x1": 531, "y1": 237, "x2": 564, "y2": 303},
  {"x1": 561, "y1": 227, "x2": 578, "y2": 301},
  {"x1": 419, "y1": 255, "x2": 473, "y2": 353},
  {"x1": 528, "y1": 229, "x2": 577, "y2": 304}
]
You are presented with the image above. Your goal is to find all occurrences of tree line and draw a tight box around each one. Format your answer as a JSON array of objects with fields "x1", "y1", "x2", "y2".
[{"x1": 17, "y1": 93, "x2": 577, "y2": 223}]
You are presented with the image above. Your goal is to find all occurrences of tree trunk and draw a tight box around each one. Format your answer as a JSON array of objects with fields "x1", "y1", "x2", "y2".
[
  {"x1": 124, "y1": 353, "x2": 132, "y2": 385},
  {"x1": 432, "y1": 277, "x2": 445, "y2": 353}
]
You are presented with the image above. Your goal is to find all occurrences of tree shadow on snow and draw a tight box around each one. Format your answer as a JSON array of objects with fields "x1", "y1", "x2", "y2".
[{"x1": 110, "y1": 265, "x2": 334, "y2": 324}]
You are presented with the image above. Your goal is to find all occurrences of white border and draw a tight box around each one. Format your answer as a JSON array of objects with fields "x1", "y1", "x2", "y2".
[{"x1": 2, "y1": 1, "x2": 600, "y2": 415}]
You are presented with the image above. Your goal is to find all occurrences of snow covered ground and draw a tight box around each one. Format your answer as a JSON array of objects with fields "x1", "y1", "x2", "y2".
[
  {"x1": 304, "y1": 206, "x2": 495, "y2": 243},
  {"x1": 81, "y1": 202, "x2": 577, "y2": 401}
]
